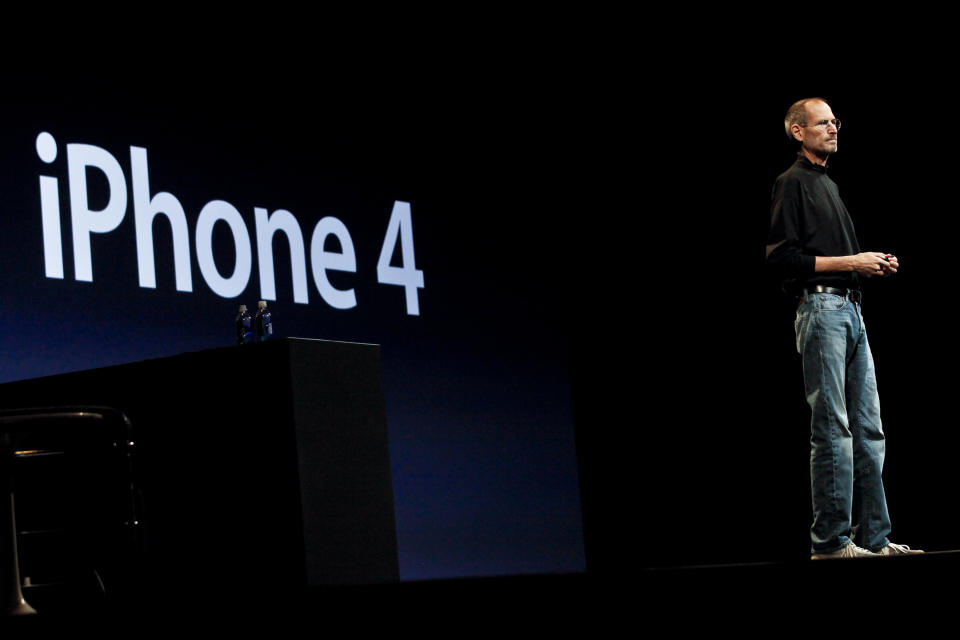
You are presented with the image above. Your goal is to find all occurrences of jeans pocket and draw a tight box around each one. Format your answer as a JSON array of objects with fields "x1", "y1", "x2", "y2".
[{"x1": 814, "y1": 294, "x2": 848, "y2": 312}]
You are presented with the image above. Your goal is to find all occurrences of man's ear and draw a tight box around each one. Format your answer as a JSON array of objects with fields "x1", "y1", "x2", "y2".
[{"x1": 791, "y1": 124, "x2": 804, "y2": 143}]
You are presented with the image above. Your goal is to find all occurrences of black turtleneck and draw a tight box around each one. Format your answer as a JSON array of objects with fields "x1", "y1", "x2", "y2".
[{"x1": 765, "y1": 154, "x2": 861, "y2": 294}]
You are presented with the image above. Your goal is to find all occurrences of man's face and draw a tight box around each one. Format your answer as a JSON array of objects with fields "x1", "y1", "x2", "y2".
[{"x1": 794, "y1": 100, "x2": 839, "y2": 160}]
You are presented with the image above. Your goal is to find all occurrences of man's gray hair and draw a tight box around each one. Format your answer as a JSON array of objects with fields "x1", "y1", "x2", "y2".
[{"x1": 784, "y1": 97, "x2": 830, "y2": 140}]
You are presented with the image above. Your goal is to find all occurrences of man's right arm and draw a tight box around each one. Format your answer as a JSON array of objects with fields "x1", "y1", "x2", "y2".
[
  {"x1": 816, "y1": 253, "x2": 897, "y2": 277},
  {"x1": 815, "y1": 255, "x2": 854, "y2": 272}
]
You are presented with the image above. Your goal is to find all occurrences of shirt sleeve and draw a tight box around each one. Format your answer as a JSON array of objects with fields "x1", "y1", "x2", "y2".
[{"x1": 766, "y1": 175, "x2": 816, "y2": 280}]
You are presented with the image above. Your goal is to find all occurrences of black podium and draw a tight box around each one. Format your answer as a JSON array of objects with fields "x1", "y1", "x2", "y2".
[{"x1": 0, "y1": 338, "x2": 399, "y2": 609}]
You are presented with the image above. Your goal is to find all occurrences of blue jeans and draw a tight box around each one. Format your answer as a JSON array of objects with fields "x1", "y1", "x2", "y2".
[{"x1": 794, "y1": 292, "x2": 891, "y2": 553}]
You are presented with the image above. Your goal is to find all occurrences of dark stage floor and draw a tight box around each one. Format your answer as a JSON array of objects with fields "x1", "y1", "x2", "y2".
[{"x1": 5, "y1": 551, "x2": 956, "y2": 630}]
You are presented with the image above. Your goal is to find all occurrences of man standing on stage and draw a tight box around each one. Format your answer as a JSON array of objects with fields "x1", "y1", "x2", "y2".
[{"x1": 766, "y1": 97, "x2": 922, "y2": 559}]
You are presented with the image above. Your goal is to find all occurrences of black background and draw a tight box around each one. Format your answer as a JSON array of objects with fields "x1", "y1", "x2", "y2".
[
  {"x1": 581, "y1": 57, "x2": 955, "y2": 572},
  {"x1": 4, "y1": 27, "x2": 957, "y2": 582}
]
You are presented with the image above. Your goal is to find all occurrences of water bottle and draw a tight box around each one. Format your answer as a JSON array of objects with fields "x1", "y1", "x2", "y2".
[
  {"x1": 235, "y1": 304, "x2": 253, "y2": 345},
  {"x1": 254, "y1": 300, "x2": 274, "y2": 341}
]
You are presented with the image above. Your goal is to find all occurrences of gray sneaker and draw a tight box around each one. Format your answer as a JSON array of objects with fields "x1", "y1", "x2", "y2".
[
  {"x1": 878, "y1": 542, "x2": 924, "y2": 555},
  {"x1": 811, "y1": 543, "x2": 879, "y2": 560}
]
